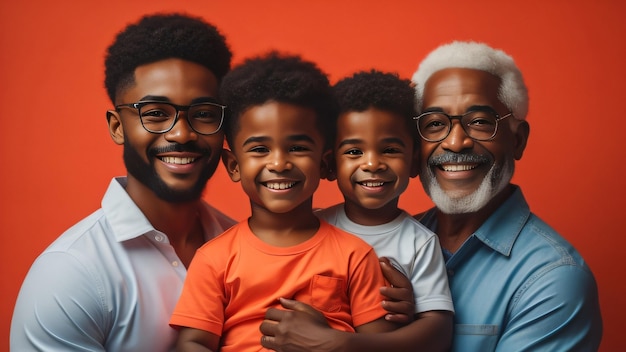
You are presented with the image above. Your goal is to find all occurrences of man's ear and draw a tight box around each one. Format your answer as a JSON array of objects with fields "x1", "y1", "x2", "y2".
[
  {"x1": 221, "y1": 149, "x2": 241, "y2": 182},
  {"x1": 320, "y1": 149, "x2": 336, "y2": 181},
  {"x1": 107, "y1": 110, "x2": 124, "y2": 145},
  {"x1": 513, "y1": 120, "x2": 530, "y2": 160}
]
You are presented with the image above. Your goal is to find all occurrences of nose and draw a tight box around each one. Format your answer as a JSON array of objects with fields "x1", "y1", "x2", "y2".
[
  {"x1": 440, "y1": 120, "x2": 474, "y2": 152},
  {"x1": 164, "y1": 111, "x2": 198, "y2": 143},
  {"x1": 267, "y1": 150, "x2": 292, "y2": 172},
  {"x1": 360, "y1": 152, "x2": 387, "y2": 172}
]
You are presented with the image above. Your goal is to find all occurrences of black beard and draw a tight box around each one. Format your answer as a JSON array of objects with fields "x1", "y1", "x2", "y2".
[{"x1": 123, "y1": 139, "x2": 220, "y2": 203}]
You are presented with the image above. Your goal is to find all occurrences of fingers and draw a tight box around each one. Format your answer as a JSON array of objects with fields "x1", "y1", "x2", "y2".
[
  {"x1": 260, "y1": 334, "x2": 277, "y2": 350},
  {"x1": 380, "y1": 284, "x2": 413, "y2": 302},
  {"x1": 381, "y1": 298, "x2": 415, "y2": 323},
  {"x1": 278, "y1": 297, "x2": 315, "y2": 314},
  {"x1": 260, "y1": 318, "x2": 278, "y2": 336},
  {"x1": 379, "y1": 257, "x2": 412, "y2": 290},
  {"x1": 264, "y1": 307, "x2": 286, "y2": 322}
]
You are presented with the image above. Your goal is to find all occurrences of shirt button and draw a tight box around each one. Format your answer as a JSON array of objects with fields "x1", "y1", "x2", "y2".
[
  {"x1": 154, "y1": 234, "x2": 163, "y2": 242},
  {"x1": 172, "y1": 261, "x2": 179, "y2": 267},
  {"x1": 447, "y1": 270, "x2": 454, "y2": 276}
]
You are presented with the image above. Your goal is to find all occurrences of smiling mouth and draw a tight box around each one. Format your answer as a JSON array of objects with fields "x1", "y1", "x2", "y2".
[
  {"x1": 440, "y1": 164, "x2": 478, "y2": 172},
  {"x1": 160, "y1": 156, "x2": 197, "y2": 165},
  {"x1": 264, "y1": 181, "x2": 297, "y2": 190},
  {"x1": 358, "y1": 181, "x2": 386, "y2": 187}
]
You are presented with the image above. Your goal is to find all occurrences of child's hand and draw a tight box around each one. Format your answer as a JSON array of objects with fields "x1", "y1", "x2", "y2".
[{"x1": 379, "y1": 257, "x2": 415, "y2": 324}]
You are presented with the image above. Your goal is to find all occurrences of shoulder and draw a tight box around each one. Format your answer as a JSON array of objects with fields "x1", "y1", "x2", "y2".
[
  {"x1": 315, "y1": 203, "x2": 343, "y2": 224},
  {"x1": 199, "y1": 201, "x2": 237, "y2": 235},
  {"x1": 320, "y1": 221, "x2": 376, "y2": 254}
]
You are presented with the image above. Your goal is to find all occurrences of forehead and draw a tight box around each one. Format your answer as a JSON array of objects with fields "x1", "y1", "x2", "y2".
[
  {"x1": 119, "y1": 58, "x2": 219, "y2": 104},
  {"x1": 235, "y1": 101, "x2": 323, "y2": 144},
  {"x1": 337, "y1": 108, "x2": 412, "y2": 139},
  {"x1": 422, "y1": 68, "x2": 506, "y2": 112}
]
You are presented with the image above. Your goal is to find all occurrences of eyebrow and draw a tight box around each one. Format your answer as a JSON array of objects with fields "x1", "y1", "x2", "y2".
[
  {"x1": 242, "y1": 134, "x2": 316, "y2": 147},
  {"x1": 138, "y1": 95, "x2": 221, "y2": 105},
  {"x1": 338, "y1": 137, "x2": 406, "y2": 149},
  {"x1": 423, "y1": 105, "x2": 497, "y2": 114}
]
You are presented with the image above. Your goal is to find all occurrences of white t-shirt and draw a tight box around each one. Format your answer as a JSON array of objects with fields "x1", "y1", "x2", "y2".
[{"x1": 317, "y1": 204, "x2": 454, "y2": 314}]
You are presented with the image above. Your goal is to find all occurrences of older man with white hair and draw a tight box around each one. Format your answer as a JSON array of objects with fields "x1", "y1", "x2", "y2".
[{"x1": 412, "y1": 40, "x2": 602, "y2": 351}]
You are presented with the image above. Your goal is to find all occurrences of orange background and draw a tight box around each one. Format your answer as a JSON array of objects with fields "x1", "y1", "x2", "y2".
[{"x1": 1, "y1": 1, "x2": 623, "y2": 350}]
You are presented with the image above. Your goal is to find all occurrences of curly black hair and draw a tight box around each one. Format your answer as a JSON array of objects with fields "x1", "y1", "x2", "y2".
[
  {"x1": 219, "y1": 51, "x2": 338, "y2": 150},
  {"x1": 333, "y1": 70, "x2": 418, "y2": 139},
  {"x1": 104, "y1": 13, "x2": 232, "y2": 103}
]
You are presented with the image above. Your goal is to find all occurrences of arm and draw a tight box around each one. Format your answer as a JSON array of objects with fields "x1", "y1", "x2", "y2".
[
  {"x1": 10, "y1": 252, "x2": 107, "y2": 351},
  {"x1": 176, "y1": 328, "x2": 219, "y2": 352},
  {"x1": 495, "y1": 265, "x2": 602, "y2": 351},
  {"x1": 260, "y1": 299, "x2": 452, "y2": 352}
]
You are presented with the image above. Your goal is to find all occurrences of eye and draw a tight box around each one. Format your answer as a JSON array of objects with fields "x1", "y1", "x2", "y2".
[
  {"x1": 465, "y1": 112, "x2": 497, "y2": 131},
  {"x1": 383, "y1": 147, "x2": 402, "y2": 154},
  {"x1": 249, "y1": 146, "x2": 269, "y2": 154},
  {"x1": 343, "y1": 148, "x2": 363, "y2": 156},
  {"x1": 190, "y1": 104, "x2": 222, "y2": 123},
  {"x1": 140, "y1": 104, "x2": 173, "y2": 122},
  {"x1": 289, "y1": 145, "x2": 310, "y2": 153},
  {"x1": 419, "y1": 113, "x2": 449, "y2": 131}
]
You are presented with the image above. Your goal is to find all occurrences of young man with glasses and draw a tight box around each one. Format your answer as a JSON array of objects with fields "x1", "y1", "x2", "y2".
[
  {"x1": 259, "y1": 41, "x2": 603, "y2": 352},
  {"x1": 11, "y1": 13, "x2": 236, "y2": 351}
]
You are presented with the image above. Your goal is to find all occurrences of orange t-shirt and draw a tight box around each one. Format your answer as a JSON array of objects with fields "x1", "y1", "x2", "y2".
[{"x1": 170, "y1": 220, "x2": 388, "y2": 352}]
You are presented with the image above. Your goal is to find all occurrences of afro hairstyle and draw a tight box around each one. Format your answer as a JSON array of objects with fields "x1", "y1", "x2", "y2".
[
  {"x1": 333, "y1": 69, "x2": 418, "y2": 139},
  {"x1": 219, "y1": 51, "x2": 338, "y2": 150},
  {"x1": 104, "y1": 13, "x2": 232, "y2": 103}
]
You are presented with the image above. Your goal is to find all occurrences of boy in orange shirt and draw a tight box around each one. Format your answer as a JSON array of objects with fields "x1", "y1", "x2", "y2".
[{"x1": 170, "y1": 53, "x2": 397, "y2": 352}]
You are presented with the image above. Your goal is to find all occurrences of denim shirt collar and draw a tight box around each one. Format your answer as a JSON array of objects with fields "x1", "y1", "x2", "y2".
[
  {"x1": 421, "y1": 185, "x2": 531, "y2": 257},
  {"x1": 473, "y1": 185, "x2": 530, "y2": 256}
]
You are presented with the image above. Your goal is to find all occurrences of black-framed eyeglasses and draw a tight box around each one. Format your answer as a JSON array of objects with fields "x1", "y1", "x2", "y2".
[
  {"x1": 115, "y1": 101, "x2": 226, "y2": 135},
  {"x1": 413, "y1": 109, "x2": 513, "y2": 142}
]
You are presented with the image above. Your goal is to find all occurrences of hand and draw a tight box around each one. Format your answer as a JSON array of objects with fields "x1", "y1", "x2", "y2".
[
  {"x1": 260, "y1": 298, "x2": 341, "y2": 352},
  {"x1": 379, "y1": 257, "x2": 415, "y2": 324}
]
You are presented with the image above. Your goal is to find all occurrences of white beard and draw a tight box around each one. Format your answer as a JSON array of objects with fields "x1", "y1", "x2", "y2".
[{"x1": 421, "y1": 157, "x2": 514, "y2": 214}]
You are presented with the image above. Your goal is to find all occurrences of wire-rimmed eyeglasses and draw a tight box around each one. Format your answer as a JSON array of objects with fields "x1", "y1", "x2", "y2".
[
  {"x1": 115, "y1": 101, "x2": 226, "y2": 135},
  {"x1": 413, "y1": 109, "x2": 513, "y2": 142}
]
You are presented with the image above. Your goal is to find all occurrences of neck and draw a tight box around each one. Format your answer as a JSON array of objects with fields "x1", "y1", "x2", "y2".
[
  {"x1": 343, "y1": 198, "x2": 402, "y2": 226},
  {"x1": 124, "y1": 176, "x2": 205, "y2": 267},
  {"x1": 435, "y1": 185, "x2": 514, "y2": 253},
  {"x1": 248, "y1": 199, "x2": 319, "y2": 247}
]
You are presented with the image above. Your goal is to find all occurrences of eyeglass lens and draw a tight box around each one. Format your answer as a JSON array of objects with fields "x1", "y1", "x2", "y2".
[
  {"x1": 417, "y1": 111, "x2": 499, "y2": 142},
  {"x1": 139, "y1": 102, "x2": 223, "y2": 134}
]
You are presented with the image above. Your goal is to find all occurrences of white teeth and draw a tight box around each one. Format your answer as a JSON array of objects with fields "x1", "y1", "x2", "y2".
[
  {"x1": 161, "y1": 156, "x2": 196, "y2": 165},
  {"x1": 442, "y1": 164, "x2": 475, "y2": 171},
  {"x1": 361, "y1": 181, "x2": 385, "y2": 187},
  {"x1": 266, "y1": 182, "x2": 296, "y2": 190}
]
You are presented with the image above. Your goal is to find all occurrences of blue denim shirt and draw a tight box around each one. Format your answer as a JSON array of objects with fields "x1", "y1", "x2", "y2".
[{"x1": 420, "y1": 186, "x2": 602, "y2": 351}]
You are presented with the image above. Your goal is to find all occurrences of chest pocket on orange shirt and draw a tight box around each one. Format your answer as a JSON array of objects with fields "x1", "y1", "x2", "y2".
[{"x1": 310, "y1": 275, "x2": 345, "y2": 313}]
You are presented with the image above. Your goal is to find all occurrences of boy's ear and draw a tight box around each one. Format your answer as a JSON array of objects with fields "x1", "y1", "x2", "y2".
[
  {"x1": 221, "y1": 149, "x2": 241, "y2": 182},
  {"x1": 320, "y1": 149, "x2": 336, "y2": 181},
  {"x1": 107, "y1": 110, "x2": 124, "y2": 145}
]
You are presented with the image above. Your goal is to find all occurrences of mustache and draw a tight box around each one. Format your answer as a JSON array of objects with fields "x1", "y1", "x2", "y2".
[
  {"x1": 149, "y1": 142, "x2": 212, "y2": 157},
  {"x1": 428, "y1": 151, "x2": 491, "y2": 166}
]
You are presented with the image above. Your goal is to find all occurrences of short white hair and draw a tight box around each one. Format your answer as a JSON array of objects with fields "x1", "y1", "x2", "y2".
[{"x1": 412, "y1": 41, "x2": 529, "y2": 120}]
